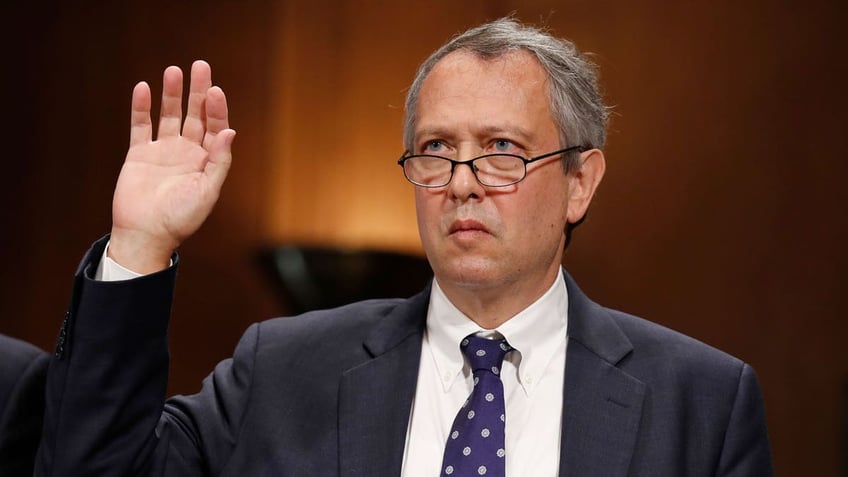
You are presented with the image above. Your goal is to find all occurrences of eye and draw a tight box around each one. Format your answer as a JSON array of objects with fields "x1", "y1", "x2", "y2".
[
  {"x1": 493, "y1": 139, "x2": 517, "y2": 153},
  {"x1": 422, "y1": 140, "x2": 445, "y2": 154}
]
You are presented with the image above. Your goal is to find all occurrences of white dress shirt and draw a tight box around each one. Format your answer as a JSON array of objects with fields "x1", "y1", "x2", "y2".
[
  {"x1": 96, "y1": 244, "x2": 143, "y2": 281},
  {"x1": 401, "y1": 271, "x2": 569, "y2": 477}
]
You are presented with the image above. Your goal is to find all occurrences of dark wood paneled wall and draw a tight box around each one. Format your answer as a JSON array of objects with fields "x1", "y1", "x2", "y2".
[{"x1": 3, "y1": 1, "x2": 846, "y2": 474}]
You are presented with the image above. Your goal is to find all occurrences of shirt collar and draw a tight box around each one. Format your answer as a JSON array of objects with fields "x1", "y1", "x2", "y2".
[{"x1": 425, "y1": 268, "x2": 569, "y2": 396}]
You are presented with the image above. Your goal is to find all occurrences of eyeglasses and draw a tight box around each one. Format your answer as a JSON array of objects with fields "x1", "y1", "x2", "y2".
[{"x1": 397, "y1": 145, "x2": 586, "y2": 188}]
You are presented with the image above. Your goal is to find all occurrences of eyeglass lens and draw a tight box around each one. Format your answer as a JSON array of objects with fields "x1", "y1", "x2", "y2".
[{"x1": 404, "y1": 155, "x2": 525, "y2": 187}]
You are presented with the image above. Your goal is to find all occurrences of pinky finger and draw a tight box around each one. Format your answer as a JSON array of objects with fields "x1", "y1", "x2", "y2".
[{"x1": 130, "y1": 81, "x2": 153, "y2": 146}]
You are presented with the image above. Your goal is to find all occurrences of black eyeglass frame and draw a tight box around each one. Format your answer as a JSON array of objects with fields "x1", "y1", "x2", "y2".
[{"x1": 397, "y1": 145, "x2": 587, "y2": 188}]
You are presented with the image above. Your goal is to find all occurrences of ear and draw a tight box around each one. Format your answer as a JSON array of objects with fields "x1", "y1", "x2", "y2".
[{"x1": 566, "y1": 149, "x2": 606, "y2": 224}]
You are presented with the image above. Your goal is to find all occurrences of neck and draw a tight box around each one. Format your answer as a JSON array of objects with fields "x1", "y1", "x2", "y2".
[{"x1": 438, "y1": 266, "x2": 561, "y2": 329}]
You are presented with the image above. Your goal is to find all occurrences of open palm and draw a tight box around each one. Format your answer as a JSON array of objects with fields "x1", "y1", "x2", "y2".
[{"x1": 110, "y1": 60, "x2": 235, "y2": 273}]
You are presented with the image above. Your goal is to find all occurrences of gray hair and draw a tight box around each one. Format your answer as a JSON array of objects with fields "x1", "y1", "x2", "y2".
[{"x1": 403, "y1": 18, "x2": 609, "y2": 172}]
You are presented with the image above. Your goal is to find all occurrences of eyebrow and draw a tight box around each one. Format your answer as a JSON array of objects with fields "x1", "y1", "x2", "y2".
[
  {"x1": 414, "y1": 123, "x2": 536, "y2": 143},
  {"x1": 477, "y1": 124, "x2": 535, "y2": 140}
]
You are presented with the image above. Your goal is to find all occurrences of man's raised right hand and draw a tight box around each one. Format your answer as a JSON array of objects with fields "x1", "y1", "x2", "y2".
[{"x1": 109, "y1": 60, "x2": 235, "y2": 274}]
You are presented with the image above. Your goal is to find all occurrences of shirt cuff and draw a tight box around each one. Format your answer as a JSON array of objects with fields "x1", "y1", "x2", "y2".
[{"x1": 95, "y1": 240, "x2": 168, "y2": 281}]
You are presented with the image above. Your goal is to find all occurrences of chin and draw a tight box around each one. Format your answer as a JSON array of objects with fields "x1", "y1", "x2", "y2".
[{"x1": 434, "y1": 256, "x2": 507, "y2": 290}]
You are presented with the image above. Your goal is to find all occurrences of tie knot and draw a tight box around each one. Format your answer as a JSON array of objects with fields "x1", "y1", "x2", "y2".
[{"x1": 460, "y1": 335, "x2": 513, "y2": 375}]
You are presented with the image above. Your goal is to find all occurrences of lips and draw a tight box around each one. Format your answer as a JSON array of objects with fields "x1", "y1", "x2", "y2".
[{"x1": 449, "y1": 219, "x2": 490, "y2": 235}]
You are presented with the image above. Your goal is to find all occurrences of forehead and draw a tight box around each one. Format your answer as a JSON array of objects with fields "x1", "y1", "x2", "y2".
[
  {"x1": 423, "y1": 48, "x2": 549, "y2": 100},
  {"x1": 415, "y1": 49, "x2": 556, "y2": 142}
]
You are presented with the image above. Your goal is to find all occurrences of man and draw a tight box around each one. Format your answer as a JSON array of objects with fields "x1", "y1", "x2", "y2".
[
  {"x1": 0, "y1": 334, "x2": 48, "y2": 475},
  {"x1": 36, "y1": 19, "x2": 773, "y2": 476}
]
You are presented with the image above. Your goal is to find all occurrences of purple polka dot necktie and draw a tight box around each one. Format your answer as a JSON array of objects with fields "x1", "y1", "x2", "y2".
[{"x1": 441, "y1": 335, "x2": 513, "y2": 476}]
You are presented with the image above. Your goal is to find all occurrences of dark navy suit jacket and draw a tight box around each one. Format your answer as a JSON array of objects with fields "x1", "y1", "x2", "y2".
[{"x1": 36, "y1": 237, "x2": 773, "y2": 475}]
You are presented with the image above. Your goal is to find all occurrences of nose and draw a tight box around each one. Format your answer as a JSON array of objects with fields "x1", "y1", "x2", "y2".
[{"x1": 447, "y1": 159, "x2": 485, "y2": 201}]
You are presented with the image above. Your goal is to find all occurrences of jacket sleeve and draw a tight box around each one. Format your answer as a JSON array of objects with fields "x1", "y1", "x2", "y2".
[
  {"x1": 34, "y1": 236, "x2": 257, "y2": 476},
  {"x1": 716, "y1": 363, "x2": 774, "y2": 476}
]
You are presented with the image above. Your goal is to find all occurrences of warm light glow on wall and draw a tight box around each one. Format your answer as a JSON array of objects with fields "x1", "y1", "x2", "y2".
[
  {"x1": 261, "y1": 3, "x2": 429, "y2": 254},
  {"x1": 259, "y1": 1, "x2": 508, "y2": 254}
]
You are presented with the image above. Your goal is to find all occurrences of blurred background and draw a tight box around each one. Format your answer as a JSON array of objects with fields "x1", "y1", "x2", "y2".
[{"x1": 2, "y1": 0, "x2": 846, "y2": 474}]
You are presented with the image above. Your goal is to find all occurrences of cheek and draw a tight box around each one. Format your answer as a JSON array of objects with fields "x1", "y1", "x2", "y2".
[
  {"x1": 495, "y1": 191, "x2": 542, "y2": 242},
  {"x1": 413, "y1": 188, "x2": 431, "y2": 214},
  {"x1": 414, "y1": 190, "x2": 440, "y2": 238},
  {"x1": 526, "y1": 180, "x2": 570, "y2": 235}
]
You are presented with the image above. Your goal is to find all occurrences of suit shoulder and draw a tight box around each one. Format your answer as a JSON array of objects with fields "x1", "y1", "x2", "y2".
[
  {"x1": 242, "y1": 297, "x2": 420, "y2": 358},
  {"x1": 0, "y1": 335, "x2": 48, "y2": 387},
  {"x1": 261, "y1": 298, "x2": 409, "y2": 334},
  {"x1": 0, "y1": 335, "x2": 48, "y2": 415},
  {"x1": 0, "y1": 335, "x2": 46, "y2": 364},
  {"x1": 602, "y1": 308, "x2": 747, "y2": 380},
  {"x1": 220, "y1": 296, "x2": 424, "y2": 382}
]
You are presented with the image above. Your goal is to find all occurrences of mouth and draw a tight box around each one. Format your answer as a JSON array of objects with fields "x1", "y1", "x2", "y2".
[{"x1": 448, "y1": 219, "x2": 491, "y2": 236}]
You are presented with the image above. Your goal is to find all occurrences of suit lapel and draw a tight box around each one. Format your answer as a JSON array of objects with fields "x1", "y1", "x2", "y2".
[
  {"x1": 338, "y1": 289, "x2": 429, "y2": 476},
  {"x1": 559, "y1": 273, "x2": 646, "y2": 476}
]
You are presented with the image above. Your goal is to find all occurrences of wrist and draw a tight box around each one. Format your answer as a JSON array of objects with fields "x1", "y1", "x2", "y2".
[{"x1": 108, "y1": 227, "x2": 175, "y2": 274}]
